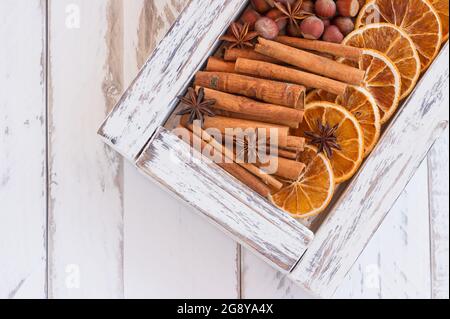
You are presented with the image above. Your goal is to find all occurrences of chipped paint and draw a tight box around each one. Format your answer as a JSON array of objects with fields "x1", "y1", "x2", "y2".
[
  {"x1": 99, "y1": 0, "x2": 249, "y2": 160},
  {"x1": 290, "y1": 44, "x2": 449, "y2": 298}
]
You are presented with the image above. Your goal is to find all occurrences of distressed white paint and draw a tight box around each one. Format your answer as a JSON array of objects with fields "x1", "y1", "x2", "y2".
[
  {"x1": 137, "y1": 128, "x2": 314, "y2": 272},
  {"x1": 47, "y1": 0, "x2": 124, "y2": 298},
  {"x1": 0, "y1": 0, "x2": 447, "y2": 299},
  {"x1": 0, "y1": 0, "x2": 47, "y2": 299},
  {"x1": 337, "y1": 161, "x2": 431, "y2": 299},
  {"x1": 428, "y1": 130, "x2": 449, "y2": 299},
  {"x1": 241, "y1": 250, "x2": 315, "y2": 299},
  {"x1": 98, "y1": 0, "x2": 449, "y2": 297},
  {"x1": 124, "y1": 161, "x2": 240, "y2": 298},
  {"x1": 241, "y1": 162, "x2": 433, "y2": 299},
  {"x1": 290, "y1": 44, "x2": 449, "y2": 298},
  {"x1": 99, "y1": 0, "x2": 248, "y2": 161},
  {"x1": 122, "y1": 0, "x2": 240, "y2": 298}
]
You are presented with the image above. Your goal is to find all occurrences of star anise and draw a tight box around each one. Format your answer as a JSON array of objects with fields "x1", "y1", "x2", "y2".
[
  {"x1": 177, "y1": 87, "x2": 216, "y2": 127},
  {"x1": 274, "y1": 0, "x2": 313, "y2": 30},
  {"x1": 220, "y1": 22, "x2": 259, "y2": 49},
  {"x1": 304, "y1": 121, "x2": 342, "y2": 158}
]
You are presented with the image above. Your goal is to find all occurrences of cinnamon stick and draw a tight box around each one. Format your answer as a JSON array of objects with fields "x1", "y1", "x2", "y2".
[
  {"x1": 276, "y1": 36, "x2": 363, "y2": 61},
  {"x1": 235, "y1": 58, "x2": 348, "y2": 96},
  {"x1": 278, "y1": 148, "x2": 299, "y2": 160},
  {"x1": 287, "y1": 136, "x2": 305, "y2": 149},
  {"x1": 257, "y1": 156, "x2": 305, "y2": 181},
  {"x1": 196, "y1": 116, "x2": 289, "y2": 147},
  {"x1": 206, "y1": 57, "x2": 236, "y2": 73},
  {"x1": 180, "y1": 122, "x2": 305, "y2": 185},
  {"x1": 182, "y1": 129, "x2": 272, "y2": 197},
  {"x1": 220, "y1": 163, "x2": 272, "y2": 197},
  {"x1": 197, "y1": 87, "x2": 304, "y2": 128},
  {"x1": 180, "y1": 115, "x2": 304, "y2": 149},
  {"x1": 181, "y1": 123, "x2": 283, "y2": 190},
  {"x1": 255, "y1": 38, "x2": 366, "y2": 85},
  {"x1": 259, "y1": 144, "x2": 299, "y2": 160},
  {"x1": 195, "y1": 71, "x2": 305, "y2": 109},
  {"x1": 224, "y1": 47, "x2": 281, "y2": 64}
]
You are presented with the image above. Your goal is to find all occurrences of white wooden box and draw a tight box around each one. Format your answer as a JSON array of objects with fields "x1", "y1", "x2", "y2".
[{"x1": 98, "y1": 0, "x2": 449, "y2": 298}]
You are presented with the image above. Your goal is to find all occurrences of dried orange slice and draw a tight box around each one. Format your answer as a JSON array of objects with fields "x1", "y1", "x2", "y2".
[
  {"x1": 343, "y1": 23, "x2": 421, "y2": 99},
  {"x1": 338, "y1": 49, "x2": 401, "y2": 124},
  {"x1": 356, "y1": 0, "x2": 443, "y2": 71},
  {"x1": 296, "y1": 102, "x2": 364, "y2": 183},
  {"x1": 430, "y1": 0, "x2": 449, "y2": 42},
  {"x1": 306, "y1": 87, "x2": 380, "y2": 157},
  {"x1": 306, "y1": 89, "x2": 337, "y2": 104},
  {"x1": 271, "y1": 145, "x2": 335, "y2": 218},
  {"x1": 336, "y1": 86, "x2": 380, "y2": 157}
]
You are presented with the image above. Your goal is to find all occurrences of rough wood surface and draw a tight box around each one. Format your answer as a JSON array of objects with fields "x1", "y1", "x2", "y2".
[
  {"x1": 241, "y1": 162, "x2": 434, "y2": 299},
  {"x1": 122, "y1": 0, "x2": 240, "y2": 298},
  {"x1": 98, "y1": 0, "x2": 248, "y2": 161},
  {"x1": 136, "y1": 127, "x2": 314, "y2": 272},
  {"x1": 289, "y1": 44, "x2": 449, "y2": 298},
  {"x1": 1, "y1": 0, "x2": 448, "y2": 299},
  {"x1": 336, "y1": 161, "x2": 432, "y2": 299},
  {"x1": 428, "y1": 130, "x2": 449, "y2": 299},
  {"x1": 47, "y1": 0, "x2": 124, "y2": 298},
  {"x1": 0, "y1": 0, "x2": 47, "y2": 299}
]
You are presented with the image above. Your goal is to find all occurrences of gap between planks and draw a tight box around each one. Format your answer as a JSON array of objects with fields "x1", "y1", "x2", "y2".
[
  {"x1": 428, "y1": 130, "x2": 449, "y2": 299},
  {"x1": 45, "y1": 0, "x2": 50, "y2": 299}
]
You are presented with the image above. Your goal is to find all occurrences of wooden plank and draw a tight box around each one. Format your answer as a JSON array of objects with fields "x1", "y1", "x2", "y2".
[
  {"x1": 98, "y1": 0, "x2": 248, "y2": 161},
  {"x1": 123, "y1": 163, "x2": 241, "y2": 298},
  {"x1": 241, "y1": 250, "x2": 314, "y2": 298},
  {"x1": 47, "y1": 0, "x2": 124, "y2": 298},
  {"x1": 243, "y1": 160, "x2": 431, "y2": 299},
  {"x1": 428, "y1": 130, "x2": 449, "y2": 299},
  {"x1": 136, "y1": 127, "x2": 314, "y2": 273},
  {"x1": 290, "y1": 44, "x2": 449, "y2": 298},
  {"x1": 121, "y1": 0, "x2": 240, "y2": 298},
  {"x1": 0, "y1": 0, "x2": 47, "y2": 299},
  {"x1": 336, "y1": 161, "x2": 431, "y2": 299}
]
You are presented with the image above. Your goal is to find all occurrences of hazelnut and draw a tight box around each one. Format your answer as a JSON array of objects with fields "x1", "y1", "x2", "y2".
[
  {"x1": 266, "y1": 8, "x2": 288, "y2": 31},
  {"x1": 240, "y1": 8, "x2": 261, "y2": 29},
  {"x1": 251, "y1": 0, "x2": 271, "y2": 14},
  {"x1": 333, "y1": 16, "x2": 355, "y2": 35},
  {"x1": 336, "y1": 0, "x2": 360, "y2": 17},
  {"x1": 300, "y1": 16, "x2": 325, "y2": 40},
  {"x1": 255, "y1": 17, "x2": 280, "y2": 40},
  {"x1": 315, "y1": 0, "x2": 337, "y2": 18},
  {"x1": 322, "y1": 25, "x2": 344, "y2": 43}
]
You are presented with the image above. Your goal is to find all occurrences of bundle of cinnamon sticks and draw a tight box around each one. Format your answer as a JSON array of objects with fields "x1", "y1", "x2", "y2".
[{"x1": 173, "y1": 36, "x2": 365, "y2": 198}]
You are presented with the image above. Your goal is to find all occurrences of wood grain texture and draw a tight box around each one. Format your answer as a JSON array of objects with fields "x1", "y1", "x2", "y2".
[
  {"x1": 122, "y1": 0, "x2": 240, "y2": 298},
  {"x1": 98, "y1": 0, "x2": 248, "y2": 161},
  {"x1": 2, "y1": 0, "x2": 447, "y2": 300},
  {"x1": 241, "y1": 250, "x2": 314, "y2": 299},
  {"x1": 242, "y1": 162, "x2": 433, "y2": 299},
  {"x1": 47, "y1": 0, "x2": 124, "y2": 298},
  {"x1": 0, "y1": 0, "x2": 47, "y2": 299},
  {"x1": 336, "y1": 161, "x2": 432, "y2": 299},
  {"x1": 123, "y1": 161, "x2": 241, "y2": 298},
  {"x1": 137, "y1": 127, "x2": 314, "y2": 273},
  {"x1": 290, "y1": 44, "x2": 449, "y2": 298},
  {"x1": 428, "y1": 130, "x2": 449, "y2": 299}
]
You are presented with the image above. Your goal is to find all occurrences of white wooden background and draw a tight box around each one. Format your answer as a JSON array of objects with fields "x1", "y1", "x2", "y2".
[{"x1": 0, "y1": 0, "x2": 448, "y2": 299}]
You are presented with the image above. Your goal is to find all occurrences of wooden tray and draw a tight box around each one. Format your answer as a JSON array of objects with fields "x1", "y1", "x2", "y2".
[{"x1": 98, "y1": 0, "x2": 449, "y2": 298}]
